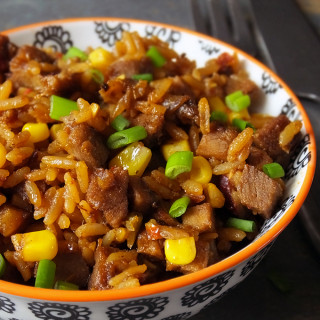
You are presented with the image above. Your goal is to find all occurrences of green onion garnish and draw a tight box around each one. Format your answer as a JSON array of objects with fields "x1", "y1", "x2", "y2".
[
  {"x1": 169, "y1": 196, "x2": 190, "y2": 218},
  {"x1": 35, "y1": 259, "x2": 56, "y2": 289},
  {"x1": 165, "y1": 151, "x2": 193, "y2": 179},
  {"x1": 63, "y1": 46, "x2": 88, "y2": 61},
  {"x1": 226, "y1": 217, "x2": 256, "y2": 232},
  {"x1": 263, "y1": 162, "x2": 285, "y2": 179},
  {"x1": 132, "y1": 73, "x2": 153, "y2": 82},
  {"x1": 111, "y1": 114, "x2": 130, "y2": 131},
  {"x1": 225, "y1": 90, "x2": 251, "y2": 112},
  {"x1": 90, "y1": 69, "x2": 104, "y2": 84},
  {"x1": 146, "y1": 46, "x2": 166, "y2": 67},
  {"x1": 0, "y1": 254, "x2": 6, "y2": 278},
  {"x1": 232, "y1": 118, "x2": 255, "y2": 131},
  {"x1": 49, "y1": 95, "x2": 78, "y2": 120},
  {"x1": 54, "y1": 280, "x2": 79, "y2": 290},
  {"x1": 106, "y1": 125, "x2": 147, "y2": 149},
  {"x1": 210, "y1": 110, "x2": 228, "y2": 123}
]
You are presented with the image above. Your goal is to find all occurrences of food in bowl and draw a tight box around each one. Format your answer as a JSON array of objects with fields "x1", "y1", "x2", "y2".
[{"x1": 0, "y1": 28, "x2": 304, "y2": 292}]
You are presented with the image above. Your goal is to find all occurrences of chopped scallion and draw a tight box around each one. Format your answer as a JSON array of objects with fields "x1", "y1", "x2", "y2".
[
  {"x1": 35, "y1": 259, "x2": 56, "y2": 289},
  {"x1": 232, "y1": 118, "x2": 255, "y2": 131},
  {"x1": 165, "y1": 151, "x2": 193, "y2": 179},
  {"x1": 210, "y1": 110, "x2": 228, "y2": 123},
  {"x1": 226, "y1": 217, "x2": 256, "y2": 232},
  {"x1": 0, "y1": 254, "x2": 6, "y2": 278},
  {"x1": 132, "y1": 73, "x2": 153, "y2": 82},
  {"x1": 225, "y1": 90, "x2": 251, "y2": 112},
  {"x1": 54, "y1": 280, "x2": 79, "y2": 290},
  {"x1": 106, "y1": 126, "x2": 147, "y2": 149},
  {"x1": 49, "y1": 95, "x2": 78, "y2": 120},
  {"x1": 90, "y1": 69, "x2": 104, "y2": 84},
  {"x1": 263, "y1": 162, "x2": 285, "y2": 179},
  {"x1": 169, "y1": 196, "x2": 190, "y2": 218},
  {"x1": 63, "y1": 46, "x2": 88, "y2": 61},
  {"x1": 111, "y1": 114, "x2": 130, "y2": 131},
  {"x1": 146, "y1": 46, "x2": 166, "y2": 67}
]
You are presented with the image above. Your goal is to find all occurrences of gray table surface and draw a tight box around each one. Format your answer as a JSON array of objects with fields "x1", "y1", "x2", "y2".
[{"x1": 1, "y1": 1, "x2": 320, "y2": 319}]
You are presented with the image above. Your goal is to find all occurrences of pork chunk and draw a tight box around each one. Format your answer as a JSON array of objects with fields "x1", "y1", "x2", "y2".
[
  {"x1": 247, "y1": 146, "x2": 273, "y2": 170},
  {"x1": 238, "y1": 164, "x2": 283, "y2": 219},
  {"x1": 0, "y1": 205, "x2": 31, "y2": 237},
  {"x1": 182, "y1": 203, "x2": 215, "y2": 233},
  {"x1": 107, "y1": 58, "x2": 153, "y2": 79},
  {"x1": 128, "y1": 175, "x2": 155, "y2": 214},
  {"x1": 196, "y1": 126, "x2": 238, "y2": 160},
  {"x1": 88, "y1": 245, "x2": 115, "y2": 290},
  {"x1": 65, "y1": 122, "x2": 109, "y2": 168},
  {"x1": 137, "y1": 230, "x2": 164, "y2": 261},
  {"x1": 86, "y1": 167, "x2": 129, "y2": 228},
  {"x1": 253, "y1": 115, "x2": 291, "y2": 167}
]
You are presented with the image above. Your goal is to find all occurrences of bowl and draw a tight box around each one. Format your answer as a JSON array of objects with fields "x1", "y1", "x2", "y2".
[{"x1": 0, "y1": 18, "x2": 316, "y2": 320}]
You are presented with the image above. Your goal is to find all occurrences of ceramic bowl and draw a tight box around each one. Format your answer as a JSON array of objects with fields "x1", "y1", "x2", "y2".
[{"x1": 0, "y1": 18, "x2": 316, "y2": 320}]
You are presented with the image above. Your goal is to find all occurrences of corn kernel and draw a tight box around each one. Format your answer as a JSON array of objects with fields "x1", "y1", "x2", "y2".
[
  {"x1": 0, "y1": 142, "x2": 7, "y2": 168},
  {"x1": 18, "y1": 230, "x2": 58, "y2": 262},
  {"x1": 205, "y1": 183, "x2": 225, "y2": 208},
  {"x1": 164, "y1": 237, "x2": 196, "y2": 265},
  {"x1": 50, "y1": 123, "x2": 64, "y2": 140},
  {"x1": 190, "y1": 156, "x2": 212, "y2": 184},
  {"x1": 88, "y1": 47, "x2": 113, "y2": 70},
  {"x1": 109, "y1": 142, "x2": 151, "y2": 176},
  {"x1": 161, "y1": 139, "x2": 191, "y2": 161},
  {"x1": 22, "y1": 123, "x2": 50, "y2": 143},
  {"x1": 208, "y1": 96, "x2": 228, "y2": 113}
]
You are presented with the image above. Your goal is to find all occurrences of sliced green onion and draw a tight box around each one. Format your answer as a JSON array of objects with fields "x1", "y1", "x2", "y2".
[
  {"x1": 90, "y1": 69, "x2": 104, "y2": 84},
  {"x1": 63, "y1": 46, "x2": 88, "y2": 61},
  {"x1": 232, "y1": 118, "x2": 255, "y2": 131},
  {"x1": 263, "y1": 162, "x2": 285, "y2": 179},
  {"x1": 210, "y1": 110, "x2": 228, "y2": 123},
  {"x1": 146, "y1": 46, "x2": 166, "y2": 67},
  {"x1": 0, "y1": 254, "x2": 6, "y2": 278},
  {"x1": 165, "y1": 151, "x2": 193, "y2": 179},
  {"x1": 35, "y1": 259, "x2": 56, "y2": 289},
  {"x1": 106, "y1": 126, "x2": 147, "y2": 149},
  {"x1": 225, "y1": 90, "x2": 251, "y2": 112},
  {"x1": 111, "y1": 114, "x2": 130, "y2": 131},
  {"x1": 226, "y1": 217, "x2": 256, "y2": 232},
  {"x1": 169, "y1": 196, "x2": 190, "y2": 218},
  {"x1": 49, "y1": 95, "x2": 78, "y2": 120},
  {"x1": 132, "y1": 73, "x2": 153, "y2": 82},
  {"x1": 54, "y1": 280, "x2": 79, "y2": 290}
]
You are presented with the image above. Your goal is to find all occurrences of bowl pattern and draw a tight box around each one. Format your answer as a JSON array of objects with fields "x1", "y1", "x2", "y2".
[{"x1": 0, "y1": 18, "x2": 315, "y2": 320}]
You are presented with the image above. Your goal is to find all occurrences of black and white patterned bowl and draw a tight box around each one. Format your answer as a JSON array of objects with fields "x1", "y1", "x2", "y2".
[{"x1": 0, "y1": 18, "x2": 316, "y2": 320}]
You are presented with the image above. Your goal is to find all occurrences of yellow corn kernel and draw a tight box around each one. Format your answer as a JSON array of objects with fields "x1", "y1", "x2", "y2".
[
  {"x1": 109, "y1": 142, "x2": 151, "y2": 176},
  {"x1": 228, "y1": 108, "x2": 250, "y2": 123},
  {"x1": 88, "y1": 47, "x2": 113, "y2": 70},
  {"x1": 205, "y1": 183, "x2": 225, "y2": 208},
  {"x1": 208, "y1": 96, "x2": 228, "y2": 113},
  {"x1": 50, "y1": 123, "x2": 64, "y2": 140},
  {"x1": 22, "y1": 123, "x2": 50, "y2": 143},
  {"x1": 14, "y1": 230, "x2": 58, "y2": 262},
  {"x1": 190, "y1": 156, "x2": 212, "y2": 184},
  {"x1": 0, "y1": 142, "x2": 7, "y2": 168},
  {"x1": 164, "y1": 237, "x2": 196, "y2": 265},
  {"x1": 161, "y1": 139, "x2": 191, "y2": 161}
]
